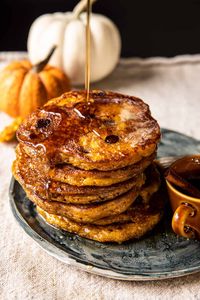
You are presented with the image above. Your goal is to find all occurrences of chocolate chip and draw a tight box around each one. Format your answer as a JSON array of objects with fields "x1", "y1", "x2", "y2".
[
  {"x1": 36, "y1": 118, "x2": 51, "y2": 129},
  {"x1": 105, "y1": 135, "x2": 119, "y2": 144},
  {"x1": 29, "y1": 133, "x2": 37, "y2": 139}
]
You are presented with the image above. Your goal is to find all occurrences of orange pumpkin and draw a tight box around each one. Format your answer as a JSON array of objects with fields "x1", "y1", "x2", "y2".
[{"x1": 0, "y1": 47, "x2": 70, "y2": 118}]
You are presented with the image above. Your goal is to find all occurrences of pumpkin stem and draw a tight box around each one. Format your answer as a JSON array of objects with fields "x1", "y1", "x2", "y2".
[
  {"x1": 32, "y1": 46, "x2": 57, "y2": 73},
  {"x1": 73, "y1": 0, "x2": 97, "y2": 18}
]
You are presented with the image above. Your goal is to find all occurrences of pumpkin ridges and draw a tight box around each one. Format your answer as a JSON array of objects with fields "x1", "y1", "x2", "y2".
[
  {"x1": 27, "y1": 1, "x2": 121, "y2": 84},
  {"x1": 39, "y1": 70, "x2": 64, "y2": 99},
  {"x1": 4, "y1": 60, "x2": 31, "y2": 72},
  {"x1": 20, "y1": 61, "x2": 32, "y2": 69},
  {"x1": 0, "y1": 68, "x2": 28, "y2": 117},
  {"x1": 27, "y1": 14, "x2": 54, "y2": 65},
  {"x1": 0, "y1": 57, "x2": 70, "y2": 121},
  {"x1": 47, "y1": 67, "x2": 71, "y2": 92},
  {"x1": 18, "y1": 71, "x2": 48, "y2": 118},
  {"x1": 42, "y1": 65, "x2": 54, "y2": 71}
]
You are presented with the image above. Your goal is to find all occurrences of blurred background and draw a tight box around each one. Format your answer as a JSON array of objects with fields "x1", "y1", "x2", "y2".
[{"x1": 1, "y1": 0, "x2": 200, "y2": 57}]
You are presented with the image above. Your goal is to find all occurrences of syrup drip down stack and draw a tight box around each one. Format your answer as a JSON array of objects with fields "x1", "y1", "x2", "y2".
[{"x1": 13, "y1": 90, "x2": 164, "y2": 243}]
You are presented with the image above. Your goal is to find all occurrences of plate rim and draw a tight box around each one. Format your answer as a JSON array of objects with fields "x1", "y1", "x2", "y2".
[
  {"x1": 10, "y1": 179, "x2": 200, "y2": 281},
  {"x1": 9, "y1": 128, "x2": 200, "y2": 281}
]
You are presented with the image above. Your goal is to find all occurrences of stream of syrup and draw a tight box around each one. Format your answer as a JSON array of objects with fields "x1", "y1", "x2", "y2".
[{"x1": 85, "y1": 0, "x2": 91, "y2": 102}]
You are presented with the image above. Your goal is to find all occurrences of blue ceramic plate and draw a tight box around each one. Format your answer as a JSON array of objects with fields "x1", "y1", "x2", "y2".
[{"x1": 9, "y1": 129, "x2": 200, "y2": 281}]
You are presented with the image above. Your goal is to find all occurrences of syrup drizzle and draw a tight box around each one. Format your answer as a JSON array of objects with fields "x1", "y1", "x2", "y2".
[
  {"x1": 73, "y1": 108, "x2": 86, "y2": 119},
  {"x1": 85, "y1": 0, "x2": 91, "y2": 102},
  {"x1": 72, "y1": 2, "x2": 119, "y2": 144}
]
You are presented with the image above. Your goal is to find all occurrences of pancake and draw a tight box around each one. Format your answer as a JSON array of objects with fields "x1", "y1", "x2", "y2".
[
  {"x1": 37, "y1": 188, "x2": 164, "y2": 243},
  {"x1": 26, "y1": 188, "x2": 139, "y2": 223},
  {"x1": 48, "y1": 153, "x2": 155, "y2": 186},
  {"x1": 93, "y1": 164, "x2": 161, "y2": 225},
  {"x1": 30, "y1": 164, "x2": 160, "y2": 225},
  {"x1": 16, "y1": 142, "x2": 155, "y2": 187},
  {"x1": 13, "y1": 156, "x2": 145, "y2": 204},
  {"x1": 17, "y1": 90, "x2": 160, "y2": 171}
]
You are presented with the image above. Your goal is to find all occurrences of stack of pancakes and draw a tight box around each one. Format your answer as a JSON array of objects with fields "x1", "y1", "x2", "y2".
[{"x1": 13, "y1": 90, "x2": 164, "y2": 243}]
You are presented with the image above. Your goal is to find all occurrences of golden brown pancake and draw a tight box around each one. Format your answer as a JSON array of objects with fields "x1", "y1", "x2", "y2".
[
  {"x1": 48, "y1": 153, "x2": 155, "y2": 186},
  {"x1": 26, "y1": 188, "x2": 139, "y2": 223},
  {"x1": 93, "y1": 164, "x2": 161, "y2": 225},
  {"x1": 13, "y1": 156, "x2": 145, "y2": 204},
  {"x1": 17, "y1": 90, "x2": 160, "y2": 171},
  {"x1": 22, "y1": 164, "x2": 160, "y2": 224},
  {"x1": 37, "y1": 189, "x2": 164, "y2": 243},
  {"x1": 13, "y1": 90, "x2": 162, "y2": 243},
  {"x1": 16, "y1": 142, "x2": 155, "y2": 187},
  {"x1": 30, "y1": 164, "x2": 160, "y2": 225}
]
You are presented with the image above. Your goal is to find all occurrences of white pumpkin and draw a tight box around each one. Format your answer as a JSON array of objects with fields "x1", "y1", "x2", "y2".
[{"x1": 27, "y1": 0, "x2": 121, "y2": 85}]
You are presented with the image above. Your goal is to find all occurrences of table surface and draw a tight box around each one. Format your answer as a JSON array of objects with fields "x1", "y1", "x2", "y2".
[{"x1": 1, "y1": 52, "x2": 200, "y2": 300}]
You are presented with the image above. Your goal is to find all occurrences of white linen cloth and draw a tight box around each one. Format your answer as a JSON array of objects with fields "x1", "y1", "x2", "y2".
[{"x1": 0, "y1": 52, "x2": 200, "y2": 300}]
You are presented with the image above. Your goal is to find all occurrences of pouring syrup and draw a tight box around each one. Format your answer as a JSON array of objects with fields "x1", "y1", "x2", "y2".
[{"x1": 85, "y1": 0, "x2": 91, "y2": 102}]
